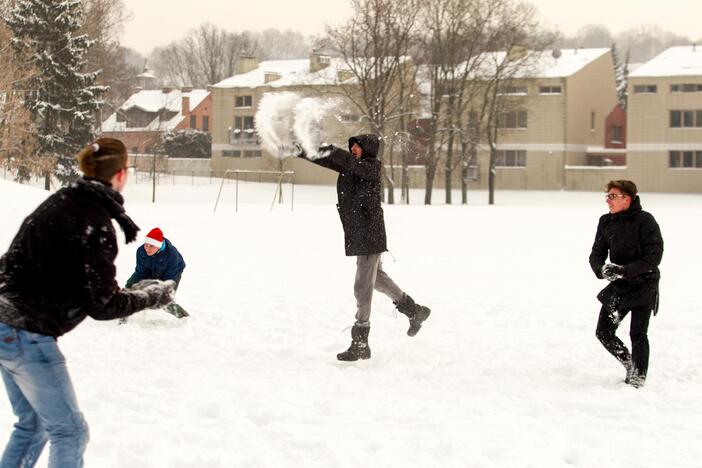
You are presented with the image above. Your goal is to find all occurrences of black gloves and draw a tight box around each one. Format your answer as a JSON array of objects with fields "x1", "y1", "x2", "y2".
[
  {"x1": 131, "y1": 279, "x2": 176, "y2": 308},
  {"x1": 294, "y1": 143, "x2": 306, "y2": 158},
  {"x1": 317, "y1": 144, "x2": 334, "y2": 155},
  {"x1": 602, "y1": 263, "x2": 625, "y2": 282}
]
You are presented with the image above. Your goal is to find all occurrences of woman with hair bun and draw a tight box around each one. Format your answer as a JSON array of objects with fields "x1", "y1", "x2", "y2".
[{"x1": 0, "y1": 137, "x2": 177, "y2": 467}]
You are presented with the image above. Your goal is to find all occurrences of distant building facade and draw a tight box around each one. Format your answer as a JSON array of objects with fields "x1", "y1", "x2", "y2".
[
  {"x1": 626, "y1": 45, "x2": 702, "y2": 192},
  {"x1": 101, "y1": 87, "x2": 211, "y2": 156}
]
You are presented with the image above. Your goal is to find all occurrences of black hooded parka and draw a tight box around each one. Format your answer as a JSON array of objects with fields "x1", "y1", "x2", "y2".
[{"x1": 303, "y1": 134, "x2": 387, "y2": 256}]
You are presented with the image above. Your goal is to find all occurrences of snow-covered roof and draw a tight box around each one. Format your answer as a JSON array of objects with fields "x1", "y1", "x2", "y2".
[
  {"x1": 212, "y1": 56, "x2": 411, "y2": 89},
  {"x1": 629, "y1": 46, "x2": 702, "y2": 78},
  {"x1": 469, "y1": 48, "x2": 610, "y2": 79},
  {"x1": 101, "y1": 88, "x2": 209, "y2": 132},
  {"x1": 120, "y1": 89, "x2": 208, "y2": 113}
]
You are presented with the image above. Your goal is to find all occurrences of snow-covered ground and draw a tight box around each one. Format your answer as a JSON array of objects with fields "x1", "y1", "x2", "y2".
[{"x1": 0, "y1": 177, "x2": 700, "y2": 467}]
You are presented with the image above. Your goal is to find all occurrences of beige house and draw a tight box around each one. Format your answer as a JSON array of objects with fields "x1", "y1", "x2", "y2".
[
  {"x1": 210, "y1": 53, "x2": 380, "y2": 185},
  {"x1": 626, "y1": 45, "x2": 702, "y2": 193},
  {"x1": 446, "y1": 48, "x2": 620, "y2": 191}
]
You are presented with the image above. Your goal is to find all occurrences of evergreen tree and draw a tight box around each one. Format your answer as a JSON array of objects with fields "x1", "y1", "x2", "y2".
[
  {"x1": 611, "y1": 43, "x2": 628, "y2": 110},
  {"x1": 5, "y1": 0, "x2": 106, "y2": 187}
]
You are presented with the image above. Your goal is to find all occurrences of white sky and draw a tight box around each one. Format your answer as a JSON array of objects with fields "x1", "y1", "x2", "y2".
[{"x1": 121, "y1": 0, "x2": 702, "y2": 56}]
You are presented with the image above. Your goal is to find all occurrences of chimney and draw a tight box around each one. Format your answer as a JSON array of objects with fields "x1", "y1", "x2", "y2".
[
  {"x1": 236, "y1": 55, "x2": 259, "y2": 75},
  {"x1": 310, "y1": 49, "x2": 331, "y2": 72},
  {"x1": 182, "y1": 95, "x2": 190, "y2": 115},
  {"x1": 264, "y1": 72, "x2": 281, "y2": 83},
  {"x1": 162, "y1": 87, "x2": 173, "y2": 94}
]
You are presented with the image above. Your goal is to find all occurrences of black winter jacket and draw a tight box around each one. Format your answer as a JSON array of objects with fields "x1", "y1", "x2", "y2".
[
  {"x1": 0, "y1": 178, "x2": 157, "y2": 337},
  {"x1": 302, "y1": 134, "x2": 387, "y2": 256},
  {"x1": 589, "y1": 196, "x2": 664, "y2": 313}
]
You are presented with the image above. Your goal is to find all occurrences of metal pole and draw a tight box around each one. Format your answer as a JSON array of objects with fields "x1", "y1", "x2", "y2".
[
  {"x1": 269, "y1": 172, "x2": 284, "y2": 211},
  {"x1": 290, "y1": 175, "x2": 294, "y2": 212},
  {"x1": 235, "y1": 172, "x2": 239, "y2": 212},
  {"x1": 213, "y1": 171, "x2": 228, "y2": 212}
]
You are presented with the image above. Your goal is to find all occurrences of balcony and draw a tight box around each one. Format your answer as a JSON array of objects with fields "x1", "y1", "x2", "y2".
[{"x1": 228, "y1": 128, "x2": 261, "y2": 146}]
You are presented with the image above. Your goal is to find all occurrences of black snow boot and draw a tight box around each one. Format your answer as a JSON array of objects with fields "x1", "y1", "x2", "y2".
[
  {"x1": 337, "y1": 325, "x2": 371, "y2": 361},
  {"x1": 395, "y1": 294, "x2": 431, "y2": 337},
  {"x1": 622, "y1": 356, "x2": 634, "y2": 384}
]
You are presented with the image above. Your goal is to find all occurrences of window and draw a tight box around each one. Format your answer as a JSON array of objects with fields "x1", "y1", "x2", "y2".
[
  {"x1": 242, "y1": 150, "x2": 262, "y2": 158},
  {"x1": 498, "y1": 111, "x2": 527, "y2": 129},
  {"x1": 234, "y1": 116, "x2": 254, "y2": 131},
  {"x1": 590, "y1": 111, "x2": 596, "y2": 131},
  {"x1": 190, "y1": 115, "x2": 197, "y2": 129},
  {"x1": 232, "y1": 116, "x2": 255, "y2": 139},
  {"x1": 498, "y1": 85, "x2": 528, "y2": 95},
  {"x1": 495, "y1": 150, "x2": 527, "y2": 167},
  {"x1": 611, "y1": 126, "x2": 623, "y2": 144},
  {"x1": 539, "y1": 86, "x2": 562, "y2": 94},
  {"x1": 202, "y1": 115, "x2": 209, "y2": 132},
  {"x1": 671, "y1": 83, "x2": 702, "y2": 93},
  {"x1": 670, "y1": 110, "x2": 702, "y2": 128},
  {"x1": 633, "y1": 84, "x2": 657, "y2": 94},
  {"x1": 235, "y1": 95, "x2": 253, "y2": 108},
  {"x1": 669, "y1": 150, "x2": 702, "y2": 168},
  {"x1": 222, "y1": 150, "x2": 241, "y2": 158}
]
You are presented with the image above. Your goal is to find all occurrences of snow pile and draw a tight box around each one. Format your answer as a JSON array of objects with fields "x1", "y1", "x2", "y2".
[
  {"x1": 255, "y1": 92, "x2": 341, "y2": 160},
  {"x1": 0, "y1": 178, "x2": 700, "y2": 467}
]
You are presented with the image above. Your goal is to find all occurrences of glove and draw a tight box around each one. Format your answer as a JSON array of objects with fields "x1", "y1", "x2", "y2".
[
  {"x1": 317, "y1": 144, "x2": 334, "y2": 155},
  {"x1": 129, "y1": 279, "x2": 162, "y2": 290},
  {"x1": 138, "y1": 280, "x2": 176, "y2": 309},
  {"x1": 294, "y1": 143, "x2": 306, "y2": 158},
  {"x1": 602, "y1": 263, "x2": 625, "y2": 282}
]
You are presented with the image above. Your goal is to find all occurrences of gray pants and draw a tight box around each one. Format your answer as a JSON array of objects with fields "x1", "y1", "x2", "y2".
[{"x1": 354, "y1": 253, "x2": 404, "y2": 326}]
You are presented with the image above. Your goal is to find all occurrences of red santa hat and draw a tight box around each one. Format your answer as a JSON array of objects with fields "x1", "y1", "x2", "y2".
[{"x1": 144, "y1": 227, "x2": 164, "y2": 248}]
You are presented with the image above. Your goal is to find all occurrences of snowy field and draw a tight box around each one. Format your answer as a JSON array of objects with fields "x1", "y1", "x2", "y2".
[{"x1": 0, "y1": 176, "x2": 700, "y2": 467}]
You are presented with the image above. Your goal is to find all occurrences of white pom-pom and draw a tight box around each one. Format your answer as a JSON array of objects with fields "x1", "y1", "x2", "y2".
[{"x1": 91, "y1": 143, "x2": 100, "y2": 153}]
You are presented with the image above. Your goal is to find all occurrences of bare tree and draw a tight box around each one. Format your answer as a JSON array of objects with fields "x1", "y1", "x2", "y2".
[
  {"x1": 323, "y1": 0, "x2": 422, "y2": 204},
  {"x1": 478, "y1": 1, "x2": 555, "y2": 205},
  {"x1": 150, "y1": 23, "x2": 258, "y2": 87},
  {"x1": 0, "y1": 18, "x2": 41, "y2": 182},
  {"x1": 419, "y1": 0, "x2": 505, "y2": 204},
  {"x1": 254, "y1": 29, "x2": 310, "y2": 59},
  {"x1": 81, "y1": 0, "x2": 139, "y2": 112}
]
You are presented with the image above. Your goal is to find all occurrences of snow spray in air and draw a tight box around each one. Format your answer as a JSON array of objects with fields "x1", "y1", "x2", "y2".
[{"x1": 255, "y1": 92, "x2": 341, "y2": 160}]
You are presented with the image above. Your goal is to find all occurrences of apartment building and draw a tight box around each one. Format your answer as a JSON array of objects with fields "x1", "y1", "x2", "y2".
[
  {"x1": 454, "y1": 48, "x2": 619, "y2": 190},
  {"x1": 627, "y1": 45, "x2": 702, "y2": 192},
  {"x1": 209, "y1": 53, "x2": 402, "y2": 184}
]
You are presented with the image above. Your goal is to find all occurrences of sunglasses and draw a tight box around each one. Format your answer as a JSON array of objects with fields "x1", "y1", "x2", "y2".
[{"x1": 605, "y1": 193, "x2": 626, "y2": 200}]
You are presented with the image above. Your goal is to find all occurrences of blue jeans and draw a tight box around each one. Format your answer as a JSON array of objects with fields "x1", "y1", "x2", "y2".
[{"x1": 0, "y1": 323, "x2": 88, "y2": 468}]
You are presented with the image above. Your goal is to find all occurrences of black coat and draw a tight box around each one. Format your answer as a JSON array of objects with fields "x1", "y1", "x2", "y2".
[
  {"x1": 302, "y1": 134, "x2": 387, "y2": 256},
  {"x1": 589, "y1": 196, "x2": 664, "y2": 313},
  {"x1": 0, "y1": 178, "x2": 155, "y2": 337}
]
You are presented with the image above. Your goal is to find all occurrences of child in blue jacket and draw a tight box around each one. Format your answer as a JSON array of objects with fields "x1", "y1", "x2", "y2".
[{"x1": 124, "y1": 227, "x2": 188, "y2": 319}]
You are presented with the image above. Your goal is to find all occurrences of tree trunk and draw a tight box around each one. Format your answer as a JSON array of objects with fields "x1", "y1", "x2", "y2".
[
  {"x1": 445, "y1": 128, "x2": 455, "y2": 204},
  {"x1": 488, "y1": 145, "x2": 496, "y2": 205}
]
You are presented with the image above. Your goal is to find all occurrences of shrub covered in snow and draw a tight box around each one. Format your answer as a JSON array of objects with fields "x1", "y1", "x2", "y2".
[{"x1": 161, "y1": 129, "x2": 211, "y2": 159}]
